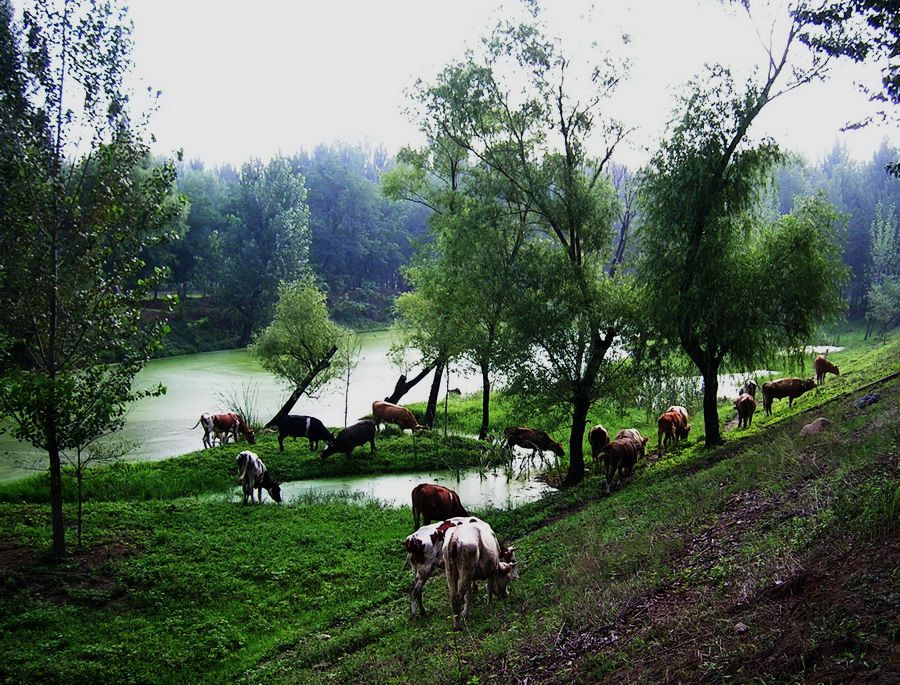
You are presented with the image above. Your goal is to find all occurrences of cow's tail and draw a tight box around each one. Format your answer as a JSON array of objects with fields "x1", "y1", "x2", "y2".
[
  {"x1": 411, "y1": 496, "x2": 420, "y2": 530},
  {"x1": 453, "y1": 493, "x2": 469, "y2": 518},
  {"x1": 189, "y1": 416, "x2": 203, "y2": 430}
]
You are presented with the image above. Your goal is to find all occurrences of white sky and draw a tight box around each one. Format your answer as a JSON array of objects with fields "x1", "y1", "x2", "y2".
[{"x1": 126, "y1": 0, "x2": 897, "y2": 169}]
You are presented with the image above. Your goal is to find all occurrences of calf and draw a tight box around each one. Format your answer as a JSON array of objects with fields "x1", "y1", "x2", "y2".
[
  {"x1": 320, "y1": 420, "x2": 377, "y2": 460},
  {"x1": 271, "y1": 414, "x2": 335, "y2": 452},
  {"x1": 236, "y1": 451, "x2": 282, "y2": 504},
  {"x1": 800, "y1": 417, "x2": 831, "y2": 437},
  {"x1": 588, "y1": 424, "x2": 610, "y2": 473},
  {"x1": 192, "y1": 412, "x2": 255, "y2": 449},
  {"x1": 372, "y1": 400, "x2": 427, "y2": 431},
  {"x1": 503, "y1": 426, "x2": 565, "y2": 459},
  {"x1": 735, "y1": 393, "x2": 757, "y2": 429},
  {"x1": 814, "y1": 355, "x2": 840, "y2": 385},
  {"x1": 411, "y1": 483, "x2": 468, "y2": 529},
  {"x1": 601, "y1": 438, "x2": 643, "y2": 494},
  {"x1": 657, "y1": 410, "x2": 689, "y2": 455},
  {"x1": 761, "y1": 378, "x2": 816, "y2": 415},
  {"x1": 443, "y1": 519, "x2": 518, "y2": 631}
]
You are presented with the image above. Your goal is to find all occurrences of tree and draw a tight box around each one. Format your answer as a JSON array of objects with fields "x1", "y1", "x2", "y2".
[
  {"x1": 865, "y1": 202, "x2": 900, "y2": 336},
  {"x1": 251, "y1": 277, "x2": 346, "y2": 427},
  {"x1": 638, "y1": 15, "x2": 846, "y2": 446},
  {"x1": 214, "y1": 157, "x2": 311, "y2": 345},
  {"x1": 409, "y1": 16, "x2": 637, "y2": 485},
  {"x1": 0, "y1": 0, "x2": 183, "y2": 558}
]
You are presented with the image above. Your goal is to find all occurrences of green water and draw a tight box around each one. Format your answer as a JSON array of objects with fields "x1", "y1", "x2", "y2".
[{"x1": 0, "y1": 330, "x2": 480, "y2": 482}]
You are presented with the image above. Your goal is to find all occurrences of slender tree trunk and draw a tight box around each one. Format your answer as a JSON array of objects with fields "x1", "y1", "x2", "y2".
[
  {"x1": 423, "y1": 359, "x2": 445, "y2": 428},
  {"x1": 264, "y1": 345, "x2": 338, "y2": 428},
  {"x1": 702, "y1": 366, "x2": 722, "y2": 447},
  {"x1": 385, "y1": 361, "x2": 438, "y2": 404},
  {"x1": 48, "y1": 438, "x2": 65, "y2": 559},
  {"x1": 76, "y1": 461, "x2": 83, "y2": 548},
  {"x1": 564, "y1": 392, "x2": 591, "y2": 487},
  {"x1": 479, "y1": 361, "x2": 491, "y2": 440}
]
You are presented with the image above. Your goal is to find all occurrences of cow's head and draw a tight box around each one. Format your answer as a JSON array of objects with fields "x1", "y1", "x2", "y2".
[
  {"x1": 491, "y1": 561, "x2": 519, "y2": 599},
  {"x1": 803, "y1": 378, "x2": 817, "y2": 391},
  {"x1": 550, "y1": 442, "x2": 565, "y2": 457},
  {"x1": 268, "y1": 481, "x2": 283, "y2": 503},
  {"x1": 246, "y1": 428, "x2": 257, "y2": 445}
]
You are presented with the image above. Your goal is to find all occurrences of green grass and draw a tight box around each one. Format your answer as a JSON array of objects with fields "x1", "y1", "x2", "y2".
[{"x1": 0, "y1": 327, "x2": 897, "y2": 684}]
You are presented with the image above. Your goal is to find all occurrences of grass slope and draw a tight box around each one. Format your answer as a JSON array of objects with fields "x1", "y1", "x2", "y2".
[{"x1": 0, "y1": 330, "x2": 896, "y2": 684}]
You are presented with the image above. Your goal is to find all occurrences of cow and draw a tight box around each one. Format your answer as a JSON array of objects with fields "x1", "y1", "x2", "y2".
[
  {"x1": 192, "y1": 412, "x2": 256, "y2": 449},
  {"x1": 814, "y1": 355, "x2": 840, "y2": 385},
  {"x1": 735, "y1": 393, "x2": 757, "y2": 429},
  {"x1": 236, "y1": 451, "x2": 282, "y2": 504},
  {"x1": 761, "y1": 378, "x2": 816, "y2": 416},
  {"x1": 666, "y1": 405, "x2": 691, "y2": 440},
  {"x1": 372, "y1": 400, "x2": 428, "y2": 431},
  {"x1": 320, "y1": 420, "x2": 377, "y2": 460},
  {"x1": 270, "y1": 414, "x2": 335, "y2": 452},
  {"x1": 800, "y1": 417, "x2": 831, "y2": 437},
  {"x1": 600, "y1": 438, "x2": 644, "y2": 494},
  {"x1": 503, "y1": 426, "x2": 565, "y2": 460},
  {"x1": 588, "y1": 424, "x2": 610, "y2": 472},
  {"x1": 615, "y1": 428, "x2": 644, "y2": 443},
  {"x1": 738, "y1": 379, "x2": 758, "y2": 398},
  {"x1": 657, "y1": 410, "x2": 690, "y2": 455},
  {"x1": 411, "y1": 483, "x2": 468, "y2": 530},
  {"x1": 443, "y1": 519, "x2": 518, "y2": 630}
]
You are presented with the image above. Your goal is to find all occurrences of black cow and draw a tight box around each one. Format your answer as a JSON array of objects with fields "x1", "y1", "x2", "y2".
[
  {"x1": 272, "y1": 414, "x2": 335, "y2": 452},
  {"x1": 320, "y1": 420, "x2": 377, "y2": 460}
]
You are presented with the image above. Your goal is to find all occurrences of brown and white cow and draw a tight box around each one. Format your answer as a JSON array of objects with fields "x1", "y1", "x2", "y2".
[
  {"x1": 657, "y1": 410, "x2": 690, "y2": 455},
  {"x1": 236, "y1": 451, "x2": 282, "y2": 504},
  {"x1": 192, "y1": 412, "x2": 256, "y2": 449},
  {"x1": 814, "y1": 355, "x2": 840, "y2": 385},
  {"x1": 411, "y1": 483, "x2": 468, "y2": 530},
  {"x1": 761, "y1": 378, "x2": 816, "y2": 416},
  {"x1": 372, "y1": 400, "x2": 427, "y2": 431},
  {"x1": 734, "y1": 393, "x2": 757, "y2": 429},
  {"x1": 588, "y1": 424, "x2": 610, "y2": 472},
  {"x1": 443, "y1": 519, "x2": 518, "y2": 631},
  {"x1": 503, "y1": 426, "x2": 565, "y2": 459},
  {"x1": 600, "y1": 438, "x2": 644, "y2": 494},
  {"x1": 666, "y1": 406, "x2": 691, "y2": 440}
]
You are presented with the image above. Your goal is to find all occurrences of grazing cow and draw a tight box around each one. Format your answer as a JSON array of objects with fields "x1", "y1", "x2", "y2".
[
  {"x1": 404, "y1": 516, "x2": 516, "y2": 619},
  {"x1": 814, "y1": 355, "x2": 840, "y2": 385},
  {"x1": 443, "y1": 519, "x2": 518, "y2": 630},
  {"x1": 411, "y1": 483, "x2": 468, "y2": 530},
  {"x1": 761, "y1": 378, "x2": 817, "y2": 416},
  {"x1": 503, "y1": 426, "x2": 565, "y2": 459},
  {"x1": 657, "y1": 410, "x2": 690, "y2": 455},
  {"x1": 615, "y1": 428, "x2": 643, "y2": 443},
  {"x1": 600, "y1": 438, "x2": 644, "y2": 494},
  {"x1": 372, "y1": 400, "x2": 428, "y2": 431},
  {"x1": 800, "y1": 417, "x2": 831, "y2": 437},
  {"x1": 666, "y1": 405, "x2": 691, "y2": 440},
  {"x1": 737, "y1": 380, "x2": 758, "y2": 399},
  {"x1": 236, "y1": 451, "x2": 282, "y2": 504},
  {"x1": 735, "y1": 393, "x2": 757, "y2": 429},
  {"x1": 271, "y1": 414, "x2": 335, "y2": 452},
  {"x1": 320, "y1": 420, "x2": 377, "y2": 460},
  {"x1": 192, "y1": 412, "x2": 256, "y2": 449},
  {"x1": 588, "y1": 424, "x2": 610, "y2": 472}
]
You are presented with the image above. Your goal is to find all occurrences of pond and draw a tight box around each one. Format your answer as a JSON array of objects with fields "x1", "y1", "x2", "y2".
[{"x1": 0, "y1": 330, "x2": 482, "y2": 482}]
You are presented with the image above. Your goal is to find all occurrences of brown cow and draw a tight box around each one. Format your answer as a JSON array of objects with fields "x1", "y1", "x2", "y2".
[
  {"x1": 372, "y1": 400, "x2": 427, "y2": 431},
  {"x1": 411, "y1": 483, "x2": 469, "y2": 530},
  {"x1": 734, "y1": 393, "x2": 756, "y2": 429},
  {"x1": 192, "y1": 412, "x2": 256, "y2": 448},
  {"x1": 503, "y1": 426, "x2": 564, "y2": 458},
  {"x1": 814, "y1": 355, "x2": 840, "y2": 385},
  {"x1": 601, "y1": 438, "x2": 643, "y2": 494},
  {"x1": 761, "y1": 378, "x2": 816, "y2": 416},
  {"x1": 657, "y1": 411, "x2": 690, "y2": 455},
  {"x1": 588, "y1": 424, "x2": 610, "y2": 472}
]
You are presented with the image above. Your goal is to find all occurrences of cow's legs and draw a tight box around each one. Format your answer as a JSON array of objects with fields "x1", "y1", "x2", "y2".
[{"x1": 410, "y1": 574, "x2": 428, "y2": 618}]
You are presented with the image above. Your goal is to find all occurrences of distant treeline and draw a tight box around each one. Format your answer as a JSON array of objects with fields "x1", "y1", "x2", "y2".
[{"x1": 151, "y1": 143, "x2": 429, "y2": 354}]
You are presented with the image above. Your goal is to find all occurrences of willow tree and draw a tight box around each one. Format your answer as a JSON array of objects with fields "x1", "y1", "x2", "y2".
[
  {"x1": 638, "y1": 8, "x2": 847, "y2": 446},
  {"x1": 0, "y1": 0, "x2": 183, "y2": 558},
  {"x1": 410, "y1": 16, "x2": 639, "y2": 485}
]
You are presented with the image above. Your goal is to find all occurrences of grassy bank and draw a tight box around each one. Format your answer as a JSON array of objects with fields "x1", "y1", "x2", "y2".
[{"x1": 0, "y1": 329, "x2": 897, "y2": 684}]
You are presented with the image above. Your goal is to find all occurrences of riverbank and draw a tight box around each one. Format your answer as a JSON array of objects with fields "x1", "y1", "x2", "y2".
[{"x1": 0, "y1": 329, "x2": 896, "y2": 684}]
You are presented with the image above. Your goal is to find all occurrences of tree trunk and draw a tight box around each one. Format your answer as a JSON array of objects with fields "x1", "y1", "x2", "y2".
[
  {"x1": 48, "y1": 440, "x2": 66, "y2": 559},
  {"x1": 385, "y1": 361, "x2": 438, "y2": 404},
  {"x1": 564, "y1": 392, "x2": 591, "y2": 487},
  {"x1": 264, "y1": 345, "x2": 338, "y2": 428},
  {"x1": 479, "y1": 361, "x2": 491, "y2": 440},
  {"x1": 423, "y1": 359, "x2": 445, "y2": 428},
  {"x1": 702, "y1": 366, "x2": 722, "y2": 447}
]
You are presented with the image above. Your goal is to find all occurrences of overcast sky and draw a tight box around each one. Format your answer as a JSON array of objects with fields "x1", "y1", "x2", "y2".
[{"x1": 127, "y1": 0, "x2": 896, "y2": 169}]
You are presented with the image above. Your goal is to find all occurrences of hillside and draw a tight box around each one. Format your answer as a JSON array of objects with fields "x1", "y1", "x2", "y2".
[{"x1": 0, "y1": 332, "x2": 897, "y2": 684}]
